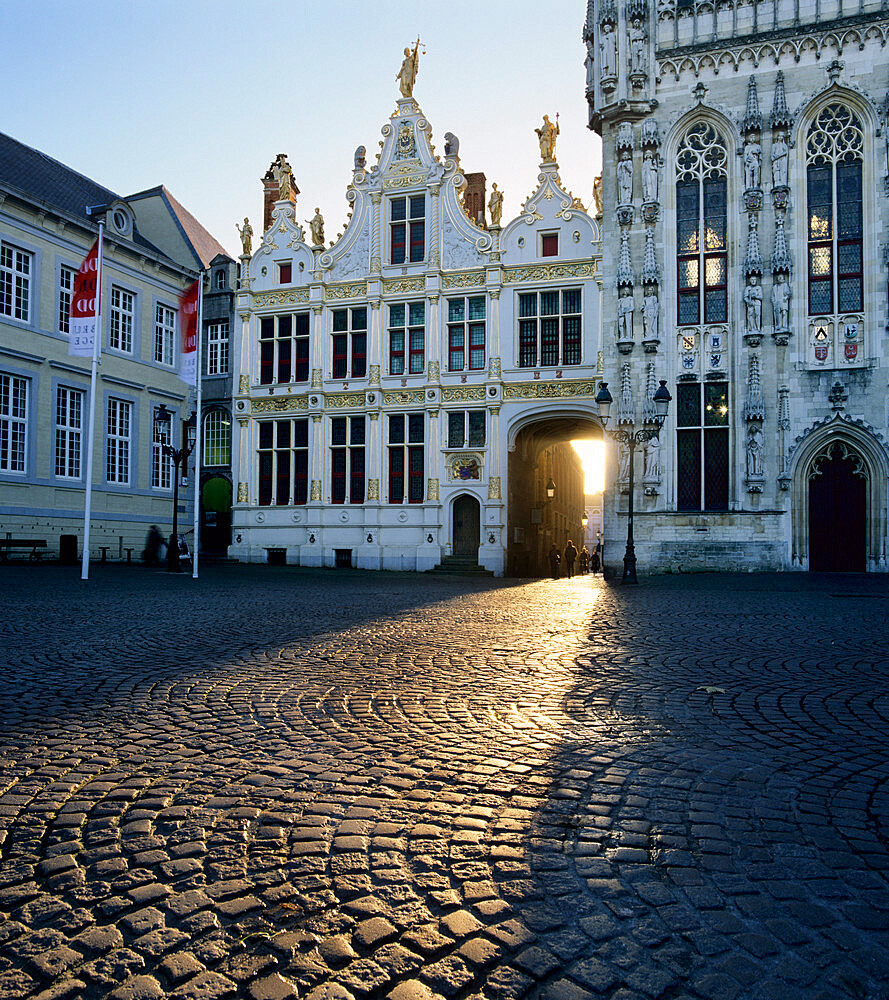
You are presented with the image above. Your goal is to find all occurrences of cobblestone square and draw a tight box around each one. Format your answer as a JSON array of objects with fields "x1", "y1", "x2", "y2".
[{"x1": 1, "y1": 565, "x2": 887, "y2": 999}]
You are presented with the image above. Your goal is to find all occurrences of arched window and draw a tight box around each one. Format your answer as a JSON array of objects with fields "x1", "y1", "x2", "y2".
[
  {"x1": 203, "y1": 409, "x2": 231, "y2": 467},
  {"x1": 675, "y1": 122, "x2": 728, "y2": 326},
  {"x1": 806, "y1": 104, "x2": 864, "y2": 316}
]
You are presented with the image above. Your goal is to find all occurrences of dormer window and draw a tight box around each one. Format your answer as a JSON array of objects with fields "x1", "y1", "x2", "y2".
[
  {"x1": 541, "y1": 233, "x2": 559, "y2": 257},
  {"x1": 214, "y1": 269, "x2": 227, "y2": 290},
  {"x1": 391, "y1": 196, "x2": 425, "y2": 264}
]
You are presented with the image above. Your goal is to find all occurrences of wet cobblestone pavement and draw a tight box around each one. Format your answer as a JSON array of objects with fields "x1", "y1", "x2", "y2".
[{"x1": 1, "y1": 565, "x2": 887, "y2": 1000}]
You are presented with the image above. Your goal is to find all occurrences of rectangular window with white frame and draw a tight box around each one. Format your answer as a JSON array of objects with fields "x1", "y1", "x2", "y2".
[
  {"x1": 106, "y1": 397, "x2": 131, "y2": 485},
  {"x1": 151, "y1": 406, "x2": 172, "y2": 490},
  {"x1": 258, "y1": 418, "x2": 308, "y2": 506},
  {"x1": 388, "y1": 413, "x2": 424, "y2": 504},
  {"x1": 0, "y1": 373, "x2": 28, "y2": 473},
  {"x1": 58, "y1": 265, "x2": 75, "y2": 335},
  {"x1": 206, "y1": 321, "x2": 229, "y2": 375},
  {"x1": 259, "y1": 313, "x2": 309, "y2": 385},
  {"x1": 0, "y1": 243, "x2": 32, "y2": 323},
  {"x1": 332, "y1": 307, "x2": 367, "y2": 379},
  {"x1": 54, "y1": 386, "x2": 83, "y2": 479},
  {"x1": 109, "y1": 286, "x2": 135, "y2": 353},
  {"x1": 331, "y1": 415, "x2": 365, "y2": 504},
  {"x1": 447, "y1": 409, "x2": 485, "y2": 449},
  {"x1": 390, "y1": 195, "x2": 425, "y2": 264},
  {"x1": 447, "y1": 296, "x2": 486, "y2": 372},
  {"x1": 154, "y1": 304, "x2": 176, "y2": 366},
  {"x1": 388, "y1": 301, "x2": 425, "y2": 375},
  {"x1": 518, "y1": 288, "x2": 582, "y2": 368}
]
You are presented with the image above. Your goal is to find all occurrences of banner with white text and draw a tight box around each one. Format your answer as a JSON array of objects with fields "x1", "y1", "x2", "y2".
[
  {"x1": 68, "y1": 240, "x2": 101, "y2": 357},
  {"x1": 179, "y1": 280, "x2": 199, "y2": 385}
]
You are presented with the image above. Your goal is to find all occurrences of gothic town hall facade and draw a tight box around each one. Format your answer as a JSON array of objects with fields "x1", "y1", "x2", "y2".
[{"x1": 586, "y1": 0, "x2": 889, "y2": 572}]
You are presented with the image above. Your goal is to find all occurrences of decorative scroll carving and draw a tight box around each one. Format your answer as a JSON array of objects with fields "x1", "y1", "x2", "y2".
[
  {"x1": 382, "y1": 277, "x2": 425, "y2": 294},
  {"x1": 502, "y1": 379, "x2": 600, "y2": 400},
  {"x1": 382, "y1": 389, "x2": 424, "y2": 405},
  {"x1": 326, "y1": 392, "x2": 367, "y2": 409},
  {"x1": 487, "y1": 476, "x2": 502, "y2": 500},
  {"x1": 251, "y1": 396, "x2": 309, "y2": 413},
  {"x1": 442, "y1": 386, "x2": 486, "y2": 402},
  {"x1": 441, "y1": 270, "x2": 485, "y2": 289},
  {"x1": 237, "y1": 483, "x2": 248, "y2": 503},
  {"x1": 325, "y1": 282, "x2": 368, "y2": 301},
  {"x1": 503, "y1": 261, "x2": 596, "y2": 283},
  {"x1": 254, "y1": 289, "x2": 310, "y2": 307}
]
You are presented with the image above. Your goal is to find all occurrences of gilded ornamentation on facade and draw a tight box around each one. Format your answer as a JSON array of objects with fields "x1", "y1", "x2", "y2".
[
  {"x1": 441, "y1": 270, "x2": 485, "y2": 289},
  {"x1": 325, "y1": 282, "x2": 368, "y2": 301},
  {"x1": 238, "y1": 375, "x2": 249, "y2": 394},
  {"x1": 311, "y1": 369, "x2": 323, "y2": 389},
  {"x1": 237, "y1": 418, "x2": 249, "y2": 428},
  {"x1": 382, "y1": 276, "x2": 425, "y2": 294},
  {"x1": 427, "y1": 478, "x2": 440, "y2": 501},
  {"x1": 368, "y1": 365, "x2": 381, "y2": 386},
  {"x1": 384, "y1": 175, "x2": 426, "y2": 190},
  {"x1": 449, "y1": 453, "x2": 483, "y2": 480},
  {"x1": 237, "y1": 483, "x2": 249, "y2": 503},
  {"x1": 441, "y1": 386, "x2": 486, "y2": 402},
  {"x1": 367, "y1": 479, "x2": 380, "y2": 500},
  {"x1": 251, "y1": 396, "x2": 309, "y2": 413},
  {"x1": 488, "y1": 476, "x2": 502, "y2": 500},
  {"x1": 502, "y1": 380, "x2": 599, "y2": 400},
  {"x1": 310, "y1": 480, "x2": 322, "y2": 501},
  {"x1": 326, "y1": 392, "x2": 367, "y2": 409},
  {"x1": 428, "y1": 361, "x2": 440, "y2": 381},
  {"x1": 253, "y1": 288, "x2": 310, "y2": 306},
  {"x1": 488, "y1": 358, "x2": 502, "y2": 378},
  {"x1": 382, "y1": 389, "x2": 425, "y2": 405},
  {"x1": 503, "y1": 261, "x2": 597, "y2": 283}
]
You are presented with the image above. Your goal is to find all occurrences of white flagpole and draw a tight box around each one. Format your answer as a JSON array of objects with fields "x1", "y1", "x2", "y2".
[
  {"x1": 81, "y1": 216, "x2": 104, "y2": 581},
  {"x1": 192, "y1": 272, "x2": 203, "y2": 579}
]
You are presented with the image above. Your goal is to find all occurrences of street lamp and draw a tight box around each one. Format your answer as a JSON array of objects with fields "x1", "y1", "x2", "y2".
[
  {"x1": 581, "y1": 511, "x2": 589, "y2": 531},
  {"x1": 153, "y1": 405, "x2": 196, "y2": 573},
  {"x1": 595, "y1": 379, "x2": 672, "y2": 585},
  {"x1": 546, "y1": 477, "x2": 556, "y2": 499}
]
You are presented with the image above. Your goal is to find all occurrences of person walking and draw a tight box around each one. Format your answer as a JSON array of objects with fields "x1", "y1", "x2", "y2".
[
  {"x1": 591, "y1": 543, "x2": 601, "y2": 575},
  {"x1": 548, "y1": 544, "x2": 561, "y2": 579},
  {"x1": 564, "y1": 539, "x2": 578, "y2": 578},
  {"x1": 579, "y1": 545, "x2": 590, "y2": 574},
  {"x1": 142, "y1": 525, "x2": 162, "y2": 567}
]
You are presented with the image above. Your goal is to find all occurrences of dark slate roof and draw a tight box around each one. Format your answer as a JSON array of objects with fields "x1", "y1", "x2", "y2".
[
  {"x1": 126, "y1": 185, "x2": 230, "y2": 270},
  {"x1": 0, "y1": 130, "x2": 118, "y2": 222}
]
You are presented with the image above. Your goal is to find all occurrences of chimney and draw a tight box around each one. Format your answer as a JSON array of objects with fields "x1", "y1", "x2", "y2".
[{"x1": 462, "y1": 172, "x2": 487, "y2": 227}]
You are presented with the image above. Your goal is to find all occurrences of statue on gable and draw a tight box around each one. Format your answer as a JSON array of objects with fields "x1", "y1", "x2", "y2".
[
  {"x1": 535, "y1": 114, "x2": 560, "y2": 163},
  {"x1": 444, "y1": 132, "x2": 460, "y2": 159},
  {"x1": 488, "y1": 183, "x2": 504, "y2": 227},
  {"x1": 397, "y1": 39, "x2": 422, "y2": 99},
  {"x1": 308, "y1": 208, "x2": 325, "y2": 247},
  {"x1": 354, "y1": 146, "x2": 366, "y2": 170},
  {"x1": 236, "y1": 217, "x2": 253, "y2": 256},
  {"x1": 276, "y1": 157, "x2": 295, "y2": 201},
  {"x1": 593, "y1": 174, "x2": 603, "y2": 216}
]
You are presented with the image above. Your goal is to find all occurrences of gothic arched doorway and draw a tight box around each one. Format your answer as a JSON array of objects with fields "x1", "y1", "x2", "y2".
[
  {"x1": 808, "y1": 443, "x2": 867, "y2": 572},
  {"x1": 452, "y1": 495, "x2": 480, "y2": 558}
]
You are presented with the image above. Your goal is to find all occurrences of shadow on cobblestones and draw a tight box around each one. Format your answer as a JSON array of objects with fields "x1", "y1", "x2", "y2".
[{"x1": 0, "y1": 566, "x2": 887, "y2": 1000}]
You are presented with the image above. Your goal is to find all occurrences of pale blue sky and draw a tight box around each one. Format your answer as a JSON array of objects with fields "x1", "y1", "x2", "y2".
[{"x1": 3, "y1": 1, "x2": 601, "y2": 259}]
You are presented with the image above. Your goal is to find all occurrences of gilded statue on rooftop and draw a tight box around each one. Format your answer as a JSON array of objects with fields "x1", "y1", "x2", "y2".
[
  {"x1": 397, "y1": 38, "x2": 424, "y2": 98},
  {"x1": 535, "y1": 114, "x2": 559, "y2": 163}
]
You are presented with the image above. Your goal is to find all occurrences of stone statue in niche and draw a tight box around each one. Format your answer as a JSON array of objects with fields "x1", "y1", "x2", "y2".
[
  {"x1": 308, "y1": 208, "x2": 325, "y2": 246},
  {"x1": 744, "y1": 276, "x2": 763, "y2": 332},
  {"x1": 772, "y1": 275, "x2": 791, "y2": 329},
  {"x1": 488, "y1": 183, "x2": 503, "y2": 227},
  {"x1": 746, "y1": 424, "x2": 764, "y2": 477},
  {"x1": 585, "y1": 39, "x2": 595, "y2": 94},
  {"x1": 643, "y1": 435, "x2": 660, "y2": 480},
  {"x1": 641, "y1": 150, "x2": 658, "y2": 203},
  {"x1": 236, "y1": 217, "x2": 253, "y2": 256},
  {"x1": 600, "y1": 22, "x2": 616, "y2": 79},
  {"x1": 771, "y1": 131, "x2": 788, "y2": 188},
  {"x1": 617, "y1": 287, "x2": 634, "y2": 340},
  {"x1": 744, "y1": 139, "x2": 762, "y2": 190},
  {"x1": 629, "y1": 17, "x2": 647, "y2": 75},
  {"x1": 617, "y1": 151, "x2": 633, "y2": 205},
  {"x1": 643, "y1": 289, "x2": 659, "y2": 342},
  {"x1": 618, "y1": 441, "x2": 630, "y2": 482}
]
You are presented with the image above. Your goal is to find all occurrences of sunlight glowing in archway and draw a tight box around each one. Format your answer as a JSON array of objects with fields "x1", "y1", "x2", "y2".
[{"x1": 571, "y1": 439, "x2": 605, "y2": 494}]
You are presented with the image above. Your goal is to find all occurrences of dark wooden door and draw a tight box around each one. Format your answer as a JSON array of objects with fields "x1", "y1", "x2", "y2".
[
  {"x1": 453, "y1": 495, "x2": 480, "y2": 558},
  {"x1": 809, "y1": 447, "x2": 866, "y2": 572}
]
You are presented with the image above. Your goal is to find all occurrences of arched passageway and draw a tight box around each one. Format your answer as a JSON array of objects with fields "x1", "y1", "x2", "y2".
[
  {"x1": 507, "y1": 414, "x2": 604, "y2": 577},
  {"x1": 808, "y1": 443, "x2": 867, "y2": 572}
]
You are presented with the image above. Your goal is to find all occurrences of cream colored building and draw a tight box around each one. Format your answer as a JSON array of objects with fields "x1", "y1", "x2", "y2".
[
  {"x1": 0, "y1": 133, "x2": 228, "y2": 559},
  {"x1": 585, "y1": 0, "x2": 889, "y2": 572},
  {"x1": 231, "y1": 83, "x2": 602, "y2": 575}
]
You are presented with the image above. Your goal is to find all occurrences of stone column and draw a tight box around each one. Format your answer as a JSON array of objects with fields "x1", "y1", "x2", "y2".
[
  {"x1": 370, "y1": 191, "x2": 382, "y2": 275},
  {"x1": 310, "y1": 303, "x2": 324, "y2": 388},
  {"x1": 426, "y1": 292, "x2": 440, "y2": 376},
  {"x1": 310, "y1": 413, "x2": 323, "y2": 503},
  {"x1": 428, "y1": 184, "x2": 441, "y2": 268},
  {"x1": 368, "y1": 299, "x2": 382, "y2": 388},
  {"x1": 235, "y1": 417, "x2": 251, "y2": 506}
]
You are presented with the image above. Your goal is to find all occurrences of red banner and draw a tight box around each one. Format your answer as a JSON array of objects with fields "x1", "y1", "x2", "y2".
[
  {"x1": 68, "y1": 240, "x2": 101, "y2": 357},
  {"x1": 179, "y1": 280, "x2": 199, "y2": 384}
]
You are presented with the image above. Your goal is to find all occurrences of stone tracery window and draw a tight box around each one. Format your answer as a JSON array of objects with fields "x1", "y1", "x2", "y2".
[
  {"x1": 675, "y1": 122, "x2": 728, "y2": 326},
  {"x1": 806, "y1": 104, "x2": 864, "y2": 316}
]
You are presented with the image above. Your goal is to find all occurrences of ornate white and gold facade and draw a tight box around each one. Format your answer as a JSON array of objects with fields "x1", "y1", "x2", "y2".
[
  {"x1": 230, "y1": 88, "x2": 602, "y2": 574},
  {"x1": 586, "y1": 0, "x2": 889, "y2": 572}
]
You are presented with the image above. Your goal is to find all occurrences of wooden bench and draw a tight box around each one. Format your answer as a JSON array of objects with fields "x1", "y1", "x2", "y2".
[{"x1": 0, "y1": 538, "x2": 48, "y2": 562}]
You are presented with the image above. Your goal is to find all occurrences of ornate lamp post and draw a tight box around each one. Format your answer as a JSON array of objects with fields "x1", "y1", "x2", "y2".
[
  {"x1": 153, "y1": 405, "x2": 195, "y2": 573},
  {"x1": 595, "y1": 379, "x2": 672, "y2": 585}
]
